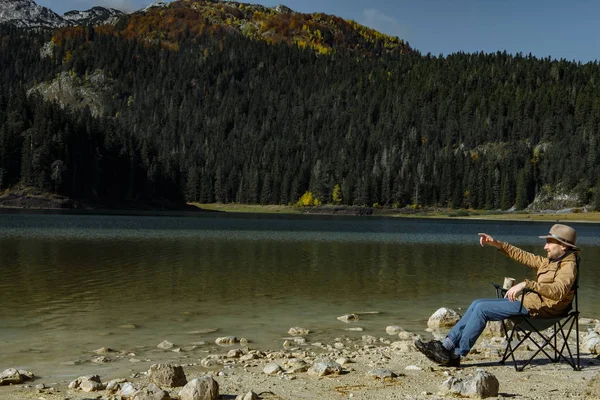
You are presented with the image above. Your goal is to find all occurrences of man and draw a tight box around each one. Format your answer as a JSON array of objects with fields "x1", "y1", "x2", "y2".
[{"x1": 415, "y1": 224, "x2": 580, "y2": 367}]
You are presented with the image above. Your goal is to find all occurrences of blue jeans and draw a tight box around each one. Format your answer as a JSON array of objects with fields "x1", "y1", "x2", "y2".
[{"x1": 447, "y1": 298, "x2": 529, "y2": 356}]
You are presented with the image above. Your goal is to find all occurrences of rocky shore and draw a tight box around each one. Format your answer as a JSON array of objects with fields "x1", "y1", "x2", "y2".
[{"x1": 2, "y1": 310, "x2": 600, "y2": 400}]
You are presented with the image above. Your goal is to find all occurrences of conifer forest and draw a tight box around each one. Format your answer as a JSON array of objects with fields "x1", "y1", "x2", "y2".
[{"x1": 2, "y1": 2, "x2": 600, "y2": 210}]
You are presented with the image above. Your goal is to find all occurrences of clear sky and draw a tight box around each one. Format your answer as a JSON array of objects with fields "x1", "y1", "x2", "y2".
[{"x1": 36, "y1": 0, "x2": 600, "y2": 63}]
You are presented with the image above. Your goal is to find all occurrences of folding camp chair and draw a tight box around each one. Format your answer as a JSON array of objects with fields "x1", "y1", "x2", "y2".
[{"x1": 492, "y1": 258, "x2": 580, "y2": 371}]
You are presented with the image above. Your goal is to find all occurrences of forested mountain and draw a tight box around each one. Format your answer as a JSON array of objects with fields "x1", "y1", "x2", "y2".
[{"x1": 1, "y1": 0, "x2": 600, "y2": 210}]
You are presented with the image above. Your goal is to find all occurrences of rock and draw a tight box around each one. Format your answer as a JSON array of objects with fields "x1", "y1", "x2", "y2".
[
  {"x1": 68, "y1": 374, "x2": 102, "y2": 390},
  {"x1": 427, "y1": 307, "x2": 461, "y2": 329},
  {"x1": 367, "y1": 369, "x2": 397, "y2": 379},
  {"x1": 94, "y1": 347, "x2": 115, "y2": 354},
  {"x1": 147, "y1": 363, "x2": 187, "y2": 387},
  {"x1": 106, "y1": 378, "x2": 126, "y2": 392},
  {"x1": 337, "y1": 314, "x2": 359, "y2": 323},
  {"x1": 263, "y1": 363, "x2": 283, "y2": 375},
  {"x1": 236, "y1": 391, "x2": 259, "y2": 400},
  {"x1": 336, "y1": 357, "x2": 354, "y2": 365},
  {"x1": 361, "y1": 335, "x2": 378, "y2": 345},
  {"x1": 585, "y1": 332, "x2": 600, "y2": 353},
  {"x1": 579, "y1": 318, "x2": 599, "y2": 325},
  {"x1": 157, "y1": 340, "x2": 174, "y2": 350},
  {"x1": 227, "y1": 349, "x2": 244, "y2": 358},
  {"x1": 201, "y1": 355, "x2": 223, "y2": 368},
  {"x1": 390, "y1": 341, "x2": 416, "y2": 353},
  {"x1": 133, "y1": 383, "x2": 170, "y2": 400},
  {"x1": 216, "y1": 336, "x2": 239, "y2": 346},
  {"x1": 293, "y1": 337, "x2": 307, "y2": 345},
  {"x1": 288, "y1": 327, "x2": 310, "y2": 336},
  {"x1": 345, "y1": 327, "x2": 364, "y2": 331},
  {"x1": 0, "y1": 368, "x2": 35, "y2": 385},
  {"x1": 240, "y1": 353, "x2": 260, "y2": 362},
  {"x1": 483, "y1": 320, "x2": 511, "y2": 337},
  {"x1": 405, "y1": 365, "x2": 422, "y2": 371},
  {"x1": 188, "y1": 328, "x2": 219, "y2": 334},
  {"x1": 440, "y1": 369, "x2": 499, "y2": 398},
  {"x1": 398, "y1": 331, "x2": 415, "y2": 340},
  {"x1": 386, "y1": 325, "x2": 405, "y2": 335},
  {"x1": 80, "y1": 379, "x2": 105, "y2": 392},
  {"x1": 119, "y1": 382, "x2": 140, "y2": 397},
  {"x1": 179, "y1": 376, "x2": 219, "y2": 400},
  {"x1": 284, "y1": 359, "x2": 309, "y2": 373},
  {"x1": 308, "y1": 360, "x2": 342, "y2": 377}
]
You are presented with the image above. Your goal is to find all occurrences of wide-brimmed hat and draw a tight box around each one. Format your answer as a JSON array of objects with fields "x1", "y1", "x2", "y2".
[{"x1": 539, "y1": 224, "x2": 580, "y2": 251}]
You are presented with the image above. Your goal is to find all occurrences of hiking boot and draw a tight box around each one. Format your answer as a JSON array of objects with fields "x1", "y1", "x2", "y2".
[
  {"x1": 414, "y1": 339, "x2": 451, "y2": 365},
  {"x1": 447, "y1": 355, "x2": 461, "y2": 367}
]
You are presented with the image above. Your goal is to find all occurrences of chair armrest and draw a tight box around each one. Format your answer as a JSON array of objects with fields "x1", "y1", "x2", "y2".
[{"x1": 492, "y1": 282, "x2": 508, "y2": 298}]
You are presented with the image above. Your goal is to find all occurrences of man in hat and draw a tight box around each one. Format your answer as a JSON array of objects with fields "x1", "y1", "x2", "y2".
[{"x1": 415, "y1": 224, "x2": 580, "y2": 367}]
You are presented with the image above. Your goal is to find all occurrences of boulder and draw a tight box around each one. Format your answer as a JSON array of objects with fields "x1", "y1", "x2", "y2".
[
  {"x1": 179, "y1": 376, "x2": 219, "y2": 400},
  {"x1": 308, "y1": 360, "x2": 342, "y2": 377},
  {"x1": 427, "y1": 307, "x2": 461, "y2": 329},
  {"x1": 0, "y1": 368, "x2": 35, "y2": 385},
  {"x1": 147, "y1": 363, "x2": 187, "y2": 387},
  {"x1": 440, "y1": 369, "x2": 499, "y2": 398}
]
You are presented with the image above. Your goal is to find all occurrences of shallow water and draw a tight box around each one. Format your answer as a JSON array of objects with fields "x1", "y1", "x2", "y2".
[{"x1": 1, "y1": 211, "x2": 599, "y2": 381}]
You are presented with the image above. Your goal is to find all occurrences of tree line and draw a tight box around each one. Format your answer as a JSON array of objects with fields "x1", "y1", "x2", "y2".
[{"x1": 1, "y1": 24, "x2": 600, "y2": 209}]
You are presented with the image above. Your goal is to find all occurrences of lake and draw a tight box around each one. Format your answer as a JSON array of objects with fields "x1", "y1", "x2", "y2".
[{"x1": 1, "y1": 211, "x2": 599, "y2": 381}]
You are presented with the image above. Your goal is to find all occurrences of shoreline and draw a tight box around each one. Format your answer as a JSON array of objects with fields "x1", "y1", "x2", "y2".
[
  {"x1": 2, "y1": 185, "x2": 600, "y2": 223},
  {"x1": 191, "y1": 203, "x2": 600, "y2": 224},
  {"x1": 2, "y1": 318, "x2": 600, "y2": 400}
]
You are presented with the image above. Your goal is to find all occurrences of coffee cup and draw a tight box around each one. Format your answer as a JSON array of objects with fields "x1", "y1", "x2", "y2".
[{"x1": 503, "y1": 277, "x2": 516, "y2": 290}]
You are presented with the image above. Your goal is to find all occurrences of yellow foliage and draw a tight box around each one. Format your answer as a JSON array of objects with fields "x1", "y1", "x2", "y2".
[
  {"x1": 297, "y1": 191, "x2": 320, "y2": 206},
  {"x1": 332, "y1": 184, "x2": 342, "y2": 204}
]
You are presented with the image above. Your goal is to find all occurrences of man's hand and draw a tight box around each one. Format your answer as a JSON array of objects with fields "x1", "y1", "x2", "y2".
[
  {"x1": 505, "y1": 282, "x2": 526, "y2": 301},
  {"x1": 478, "y1": 233, "x2": 502, "y2": 248}
]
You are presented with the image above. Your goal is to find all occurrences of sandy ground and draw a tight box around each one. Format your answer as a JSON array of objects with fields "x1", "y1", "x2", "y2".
[{"x1": 3, "y1": 331, "x2": 600, "y2": 400}]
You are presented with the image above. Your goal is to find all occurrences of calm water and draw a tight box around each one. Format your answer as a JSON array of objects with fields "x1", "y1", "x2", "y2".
[{"x1": 1, "y1": 211, "x2": 600, "y2": 381}]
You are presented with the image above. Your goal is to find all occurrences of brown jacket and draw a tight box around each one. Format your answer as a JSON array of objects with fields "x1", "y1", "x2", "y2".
[{"x1": 500, "y1": 243, "x2": 578, "y2": 317}]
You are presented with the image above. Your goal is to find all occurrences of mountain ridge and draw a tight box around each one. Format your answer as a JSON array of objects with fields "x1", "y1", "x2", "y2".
[
  {"x1": 0, "y1": 0, "x2": 123, "y2": 28},
  {"x1": 1, "y1": 0, "x2": 415, "y2": 57}
]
